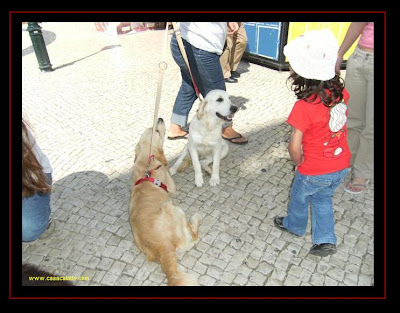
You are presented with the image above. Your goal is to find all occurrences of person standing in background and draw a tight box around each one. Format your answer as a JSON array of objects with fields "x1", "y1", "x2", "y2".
[
  {"x1": 22, "y1": 119, "x2": 54, "y2": 241},
  {"x1": 168, "y1": 22, "x2": 248, "y2": 145},
  {"x1": 220, "y1": 22, "x2": 248, "y2": 83},
  {"x1": 336, "y1": 22, "x2": 374, "y2": 194}
]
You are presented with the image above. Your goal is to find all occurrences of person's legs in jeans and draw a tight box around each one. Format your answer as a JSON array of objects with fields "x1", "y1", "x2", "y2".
[
  {"x1": 283, "y1": 171, "x2": 310, "y2": 236},
  {"x1": 169, "y1": 34, "x2": 247, "y2": 143},
  {"x1": 169, "y1": 35, "x2": 226, "y2": 136},
  {"x1": 309, "y1": 169, "x2": 349, "y2": 244},
  {"x1": 185, "y1": 40, "x2": 226, "y2": 96},
  {"x1": 169, "y1": 34, "x2": 198, "y2": 137},
  {"x1": 170, "y1": 35, "x2": 226, "y2": 132},
  {"x1": 283, "y1": 169, "x2": 348, "y2": 244},
  {"x1": 186, "y1": 42, "x2": 248, "y2": 143}
]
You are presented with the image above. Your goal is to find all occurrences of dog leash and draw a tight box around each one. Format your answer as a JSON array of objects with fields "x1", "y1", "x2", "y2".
[
  {"x1": 171, "y1": 22, "x2": 203, "y2": 101},
  {"x1": 146, "y1": 22, "x2": 201, "y2": 174},
  {"x1": 146, "y1": 22, "x2": 170, "y2": 174}
]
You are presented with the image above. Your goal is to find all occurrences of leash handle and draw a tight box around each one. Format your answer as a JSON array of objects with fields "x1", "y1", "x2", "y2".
[{"x1": 171, "y1": 22, "x2": 203, "y2": 101}]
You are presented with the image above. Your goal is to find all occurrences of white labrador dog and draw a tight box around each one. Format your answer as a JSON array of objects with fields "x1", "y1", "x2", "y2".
[{"x1": 170, "y1": 90, "x2": 238, "y2": 187}]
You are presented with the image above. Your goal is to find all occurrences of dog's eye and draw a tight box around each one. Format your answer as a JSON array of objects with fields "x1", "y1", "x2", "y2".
[{"x1": 217, "y1": 97, "x2": 224, "y2": 102}]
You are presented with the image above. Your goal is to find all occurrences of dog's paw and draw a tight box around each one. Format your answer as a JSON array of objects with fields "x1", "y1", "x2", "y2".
[
  {"x1": 195, "y1": 176, "x2": 204, "y2": 188},
  {"x1": 169, "y1": 166, "x2": 177, "y2": 175},
  {"x1": 209, "y1": 176, "x2": 220, "y2": 186}
]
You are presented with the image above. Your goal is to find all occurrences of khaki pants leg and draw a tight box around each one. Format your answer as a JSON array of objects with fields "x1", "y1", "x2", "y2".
[
  {"x1": 220, "y1": 23, "x2": 248, "y2": 79},
  {"x1": 345, "y1": 46, "x2": 374, "y2": 179}
]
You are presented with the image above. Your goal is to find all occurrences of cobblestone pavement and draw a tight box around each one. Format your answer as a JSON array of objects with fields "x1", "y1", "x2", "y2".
[{"x1": 21, "y1": 23, "x2": 374, "y2": 288}]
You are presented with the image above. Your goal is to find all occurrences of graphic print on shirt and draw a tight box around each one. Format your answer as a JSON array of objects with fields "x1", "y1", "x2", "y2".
[{"x1": 323, "y1": 102, "x2": 347, "y2": 158}]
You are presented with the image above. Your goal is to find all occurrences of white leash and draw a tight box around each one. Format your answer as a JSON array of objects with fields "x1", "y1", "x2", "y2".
[{"x1": 147, "y1": 22, "x2": 170, "y2": 173}]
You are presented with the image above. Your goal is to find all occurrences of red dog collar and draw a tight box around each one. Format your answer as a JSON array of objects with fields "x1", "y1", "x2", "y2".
[{"x1": 135, "y1": 176, "x2": 168, "y2": 193}]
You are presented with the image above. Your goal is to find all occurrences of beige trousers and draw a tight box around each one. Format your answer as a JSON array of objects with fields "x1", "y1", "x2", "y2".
[
  {"x1": 220, "y1": 22, "x2": 248, "y2": 79},
  {"x1": 345, "y1": 46, "x2": 374, "y2": 179}
]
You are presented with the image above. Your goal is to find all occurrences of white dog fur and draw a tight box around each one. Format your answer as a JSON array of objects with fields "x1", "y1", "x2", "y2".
[{"x1": 170, "y1": 90, "x2": 238, "y2": 187}]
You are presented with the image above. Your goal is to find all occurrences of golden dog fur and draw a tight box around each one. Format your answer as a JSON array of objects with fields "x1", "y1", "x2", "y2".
[{"x1": 129, "y1": 118, "x2": 201, "y2": 286}]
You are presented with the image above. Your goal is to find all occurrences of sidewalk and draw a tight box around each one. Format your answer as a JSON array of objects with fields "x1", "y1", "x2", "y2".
[{"x1": 21, "y1": 22, "x2": 374, "y2": 287}]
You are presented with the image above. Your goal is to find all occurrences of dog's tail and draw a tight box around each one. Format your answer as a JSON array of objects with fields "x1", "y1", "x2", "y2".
[{"x1": 159, "y1": 250, "x2": 199, "y2": 286}]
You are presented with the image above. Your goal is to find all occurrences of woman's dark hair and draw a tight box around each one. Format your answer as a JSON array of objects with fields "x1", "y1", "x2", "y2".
[{"x1": 288, "y1": 70, "x2": 345, "y2": 107}]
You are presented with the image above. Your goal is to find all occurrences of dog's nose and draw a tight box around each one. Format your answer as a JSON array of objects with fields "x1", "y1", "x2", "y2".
[
  {"x1": 230, "y1": 106, "x2": 238, "y2": 114},
  {"x1": 158, "y1": 118, "x2": 164, "y2": 123}
]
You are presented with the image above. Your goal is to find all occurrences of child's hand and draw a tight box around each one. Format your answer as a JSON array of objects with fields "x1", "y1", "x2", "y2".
[
  {"x1": 288, "y1": 127, "x2": 304, "y2": 171},
  {"x1": 294, "y1": 155, "x2": 304, "y2": 172}
]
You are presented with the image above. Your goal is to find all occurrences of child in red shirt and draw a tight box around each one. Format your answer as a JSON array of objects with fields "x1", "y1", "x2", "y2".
[{"x1": 274, "y1": 29, "x2": 351, "y2": 257}]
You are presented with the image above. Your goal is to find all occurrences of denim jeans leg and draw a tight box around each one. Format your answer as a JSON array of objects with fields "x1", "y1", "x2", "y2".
[
  {"x1": 187, "y1": 47, "x2": 232, "y2": 129},
  {"x1": 170, "y1": 34, "x2": 198, "y2": 127},
  {"x1": 189, "y1": 43, "x2": 232, "y2": 131},
  {"x1": 283, "y1": 171, "x2": 309, "y2": 236},
  {"x1": 309, "y1": 168, "x2": 349, "y2": 244},
  {"x1": 171, "y1": 34, "x2": 227, "y2": 128},
  {"x1": 309, "y1": 182, "x2": 337, "y2": 245},
  {"x1": 22, "y1": 173, "x2": 52, "y2": 242},
  {"x1": 186, "y1": 42, "x2": 226, "y2": 97}
]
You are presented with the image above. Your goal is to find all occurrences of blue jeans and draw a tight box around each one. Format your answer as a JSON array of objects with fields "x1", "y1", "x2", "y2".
[
  {"x1": 170, "y1": 34, "x2": 226, "y2": 128},
  {"x1": 283, "y1": 168, "x2": 349, "y2": 245},
  {"x1": 22, "y1": 173, "x2": 52, "y2": 242}
]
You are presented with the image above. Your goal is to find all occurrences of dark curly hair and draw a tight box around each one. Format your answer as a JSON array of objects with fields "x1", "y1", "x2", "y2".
[{"x1": 288, "y1": 70, "x2": 345, "y2": 107}]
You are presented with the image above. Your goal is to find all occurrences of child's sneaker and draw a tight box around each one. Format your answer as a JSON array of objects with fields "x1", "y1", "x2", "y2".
[
  {"x1": 273, "y1": 216, "x2": 300, "y2": 237},
  {"x1": 309, "y1": 243, "x2": 336, "y2": 257}
]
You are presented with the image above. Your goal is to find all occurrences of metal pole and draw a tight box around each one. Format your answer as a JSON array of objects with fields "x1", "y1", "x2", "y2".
[{"x1": 27, "y1": 22, "x2": 53, "y2": 72}]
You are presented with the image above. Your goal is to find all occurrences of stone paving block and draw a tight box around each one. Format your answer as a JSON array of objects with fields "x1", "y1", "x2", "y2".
[
  {"x1": 199, "y1": 275, "x2": 216, "y2": 286},
  {"x1": 285, "y1": 274, "x2": 302, "y2": 286},
  {"x1": 101, "y1": 272, "x2": 119, "y2": 285},
  {"x1": 325, "y1": 276, "x2": 339, "y2": 286},
  {"x1": 327, "y1": 267, "x2": 345, "y2": 282},
  {"x1": 109, "y1": 260, "x2": 126, "y2": 276},
  {"x1": 299, "y1": 269, "x2": 313, "y2": 283}
]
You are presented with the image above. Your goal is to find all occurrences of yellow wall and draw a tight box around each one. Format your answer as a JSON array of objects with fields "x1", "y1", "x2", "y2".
[{"x1": 287, "y1": 22, "x2": 358, "y2": 60}]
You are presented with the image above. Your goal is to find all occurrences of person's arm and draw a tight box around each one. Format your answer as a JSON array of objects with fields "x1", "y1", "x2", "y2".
[
  {"x1": 335, "y1": 22, "x2": 368, "y2": 74},
  {"x1": 227, "y1": 22, "x2": 239, "y2": 34},
  {"x1": 288, "y1": 126, "x2": 304, "y2": 170}
]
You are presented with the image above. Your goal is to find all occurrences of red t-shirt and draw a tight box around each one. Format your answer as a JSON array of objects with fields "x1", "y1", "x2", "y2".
[{"x1": 287, "y1": 89, "x2": 351, "y2": 175}]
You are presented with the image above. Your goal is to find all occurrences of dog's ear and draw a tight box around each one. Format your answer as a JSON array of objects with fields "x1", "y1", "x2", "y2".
[
  {"x1": 197, "y1": 99, "x2": 207, "y2": 120},
  {"x1": 134, "y1": 142, "x2": 140, "y2": 162}
]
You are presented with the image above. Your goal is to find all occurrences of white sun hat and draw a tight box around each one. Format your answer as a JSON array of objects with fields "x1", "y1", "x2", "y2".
[{"x1": 283, "y1": 29, "x2": 339, "y2": 81}]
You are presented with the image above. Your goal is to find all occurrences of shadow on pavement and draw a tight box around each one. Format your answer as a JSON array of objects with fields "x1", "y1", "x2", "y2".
[{"x1": 52, "y1": 45, "x2": 122, "y2": 71}]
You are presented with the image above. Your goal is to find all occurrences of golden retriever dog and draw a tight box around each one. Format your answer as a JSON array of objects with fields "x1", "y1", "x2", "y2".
[
  {"x1": 169, "y1": 90, "x2": 238, "y2": 187},
  {"x1": 129, "y1": 118, "x2": 201, "y2": 286}
]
